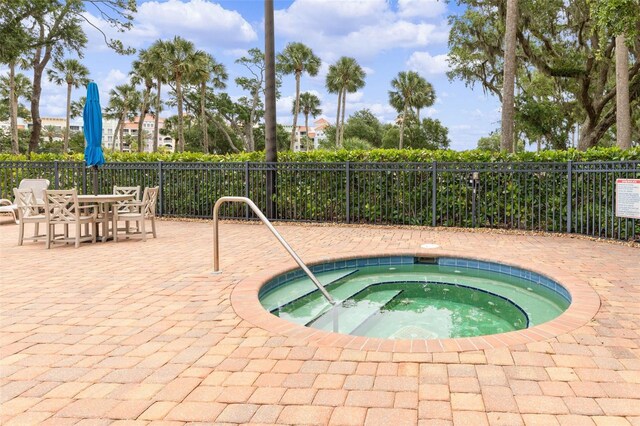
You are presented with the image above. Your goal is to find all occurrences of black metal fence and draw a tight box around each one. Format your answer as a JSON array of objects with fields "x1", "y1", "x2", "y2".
[{"x1": 1, "y1": 160, "x2": 638, "y2": 241}]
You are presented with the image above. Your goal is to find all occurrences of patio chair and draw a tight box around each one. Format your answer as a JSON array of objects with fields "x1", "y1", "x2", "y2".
[
  {"x1": 44, "y1": 189, "x2": 97, "y2": 248},
  {"x1": 112, "y1": 186, "x2": 158, "y2": 242},
  {"x1": 0, "y1": 179, "x2": 50, "y2": 223},
  {"x1": 13, "y1": 188, "x2": 47, "y2": 245},
  {"x1": 111, "y1": 185, "x2": 141, "y2": 235}
]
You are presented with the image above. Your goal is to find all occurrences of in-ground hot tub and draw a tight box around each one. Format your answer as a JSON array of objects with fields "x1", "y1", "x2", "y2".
[{"x1": 259, "y1": 256, "x2": 571, "y2": 340}]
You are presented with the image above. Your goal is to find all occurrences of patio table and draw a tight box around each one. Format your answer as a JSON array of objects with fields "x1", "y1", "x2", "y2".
[{"x1": 77, "y1": 194, "x2": 134, "y2": 242}]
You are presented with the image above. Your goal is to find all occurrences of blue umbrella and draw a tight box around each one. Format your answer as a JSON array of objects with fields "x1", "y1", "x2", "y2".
[{"x1": 83, "y1": 82, "x2": 105, "y2": 195}]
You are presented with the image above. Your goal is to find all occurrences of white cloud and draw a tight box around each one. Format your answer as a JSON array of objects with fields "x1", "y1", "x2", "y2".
[
  {"x1": 83, "y1": 0, "x2": 257, "y2": 53},
  {"x1": 97, "y1": 69, "x2": 129, "y2": 100},
  {"x1": 406, "y1": 51, "x2": 449, "y2": 75},
  {"x1": 137, "y1": 0, "x2": 256, "y2": 45},
  {"x1": 398, "y1": 0, "x2": 447, "y2": 18},
  {"x1": 362, "y1": 66, "x2": 375, "y2": 76},
  {"x1": 274, "y1": 0, "x2": 449, "y2": 59}
]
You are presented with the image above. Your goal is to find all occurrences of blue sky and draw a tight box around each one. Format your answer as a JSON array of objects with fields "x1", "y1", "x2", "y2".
[{"x1": 28, "y1": 0, "x2": 502, "y2": 150}]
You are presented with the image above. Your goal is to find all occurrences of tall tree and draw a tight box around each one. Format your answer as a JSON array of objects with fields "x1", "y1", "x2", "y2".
[
  {"x1": 293, "y1": 92, "x2": 321, "y2": 151},
  {"x1": 164, "y1": 36, "x2": 198, "y2": 153},
  {"x1": 105, "y1": 83, "x2": 139, "y2": 152},
  {"x1": 190, "y1": 51, "x2": 227, "y2": 153},
  {"x1": 0, "y1": 68, "x2": 30, "y2": 154},
  {"x1": 234, "y1": 48, "x2": 281, "y2": 152},
  {"x1": 389, "y1": 71, "x2": 430, "y2": 149},
  {"x1": 265, "y1": 0, "x2": 277, "y2": 218},
  {"x1": 590, "y1": 0, "x2": 639, "y2": 150},
  {"x1": 276, "y1": 42, "x2": 321, "y2": 150},
  {"x1": 46, "y1": 58, "x2": 89, "y2": 153},
  {"x1": 130, "y1": 48, "x2": 156, "y2": 152},
  {"x1": 325, "y1": 57, "x2": 366, "y2": 147},
  {"x1": 146, "y1": 40, "x2": 169, "y2": 152},
  {"x1": 1, "y1": 1, "x2": 136, "y2": 155},
  {"x1": 448, "y1": 0, "x2": 640, "y2": 150},
  {"x1": 501, "y1": 0, "x2": 518, "y2": 152}
]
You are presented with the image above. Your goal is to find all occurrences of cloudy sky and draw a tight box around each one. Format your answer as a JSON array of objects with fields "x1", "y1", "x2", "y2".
[{"x1": 25, "y1": 0, "x2": 502, "y2": 150}]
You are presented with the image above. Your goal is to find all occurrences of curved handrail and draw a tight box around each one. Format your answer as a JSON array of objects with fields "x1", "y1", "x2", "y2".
[{"x1": 213, "y1": 196, "x2": 336, "y2": 305}]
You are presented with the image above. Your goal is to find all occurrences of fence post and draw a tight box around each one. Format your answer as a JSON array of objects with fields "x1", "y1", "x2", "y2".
[
  {"x1": 432, "y1": 161, "x2": 437, "y2": 227},
  {"x1": 158, "y1": 160, "x2": 163, "y2": 216},
  {"x1": 82, "y1": 162, "x2": 87, "y2": 193},
  {"x1": 245, "y1": 162, "x2": 250, "y2": 219},
  {"x1": 54, "y1": 160, "x2": 60, "y2": 189},
  {"x1": 566, "y1": 160, "x2": 572, "y2": 233},
  {"x1": 345, "y1": 161, "x2": 351, "y2": 224}
]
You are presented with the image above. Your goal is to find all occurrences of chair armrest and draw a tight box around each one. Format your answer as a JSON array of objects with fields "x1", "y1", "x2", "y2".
[
  {"x1": 0, "y1": 198, "x2": 13, "y2": 206},
  {"x1": 78, "y1": 204, "x2": 98, "y2": 211},
  {"x1": 120, "y1": 202, "x2": 145, "y2": 207}
]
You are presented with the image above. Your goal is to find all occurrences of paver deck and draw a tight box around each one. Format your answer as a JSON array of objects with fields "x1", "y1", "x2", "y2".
[{"x1": 1, "y1": 219, "x2": 639, "y2": 425}]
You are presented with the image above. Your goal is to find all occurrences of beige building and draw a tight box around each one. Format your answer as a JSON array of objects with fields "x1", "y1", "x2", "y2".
[
  {"x1": 284, "y1": 118, "x2": 330, "y2": 151},
  {"x1": 103, "y1": 114, "x2": 175, "y2": 152}
]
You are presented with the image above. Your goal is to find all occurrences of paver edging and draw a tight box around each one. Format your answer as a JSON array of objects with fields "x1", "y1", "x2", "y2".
[{"x1": 230, "y1": 248, "x2": 601, "y2": 353}]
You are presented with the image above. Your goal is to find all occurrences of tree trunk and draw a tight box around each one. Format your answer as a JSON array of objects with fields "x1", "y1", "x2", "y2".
[
  {"x1": 615, "y1": 35, "x2": 631, "y2": 150},
  {"x1": 29, "y1": 61, "x2": 45, "y2": 155},
  {"x1": 119, "y1": 110, "x2": 126, "y2": 152},
  {"x1": 399, "y1": 103, "x2": 408, "y2": 149},
  {"x1": 64, "y1": 82, "x2": 71, "y2": 153},
  {"x1": 113, "y1": 119, "x2": 120, "y2": 152},
  {"x1": 335, "y1": 89, "x2": 342, "y2": 147},
  {"x1": 304, "y1": 111, "x2": 310, "y2": 151},
  {"x1": 501, "y1": 0, "x2": 518, "y2": 153},
  {"x1": 340, "y1": 88, "x2": 347, "y2": 146},
  {"x1": 201, "y1": 81, "x2": 209, "y2": 154},
  {"x1": 290, "y1": 71, "x2": 301, "y2": 150},
  {"x1": 137, "y1": 85, "x2": 150, "y2": 153},
  {"x1": 176, "y1": 75, "x2": 184, "y2": 152},
  {"x1": 264, "y1": 0, "x2": 277, "y2": 218},
  {"x1": 9, "y1": 62, "x2": 19, "y2": 154},
  {"x1": 248, "y1": 86, "x2": 260, "y2": 152},
  {"x1": 578, "y1": 119, "x2": 597, "y2": 150},
  {"x1": 28, "y1": 23, "x2": 53, "y2": 156},
  {"x1": 154, "y1": 79, "x2": 161, "y2": 152}
]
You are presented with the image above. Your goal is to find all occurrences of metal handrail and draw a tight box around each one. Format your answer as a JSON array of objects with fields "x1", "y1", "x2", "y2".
[{"x1": 212, "y1": 196, "x2": 336, "y2": 305}]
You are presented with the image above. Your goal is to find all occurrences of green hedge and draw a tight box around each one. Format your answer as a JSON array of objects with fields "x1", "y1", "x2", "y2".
[
  {"x1": 1, "y1": 148, "x2": 638, "y2": 240},
  {"x1": 1, "y1": 146, "x2": 639, "y2": 163}
]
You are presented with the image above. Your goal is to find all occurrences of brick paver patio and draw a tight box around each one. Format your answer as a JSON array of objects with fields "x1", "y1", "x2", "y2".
[{"x1": 1, "y1": 219, "x2": 639, "y2": 425}]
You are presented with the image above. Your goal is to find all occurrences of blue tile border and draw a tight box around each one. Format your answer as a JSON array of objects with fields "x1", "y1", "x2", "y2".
[{"x1": 259, "y1": 255, "x2": 572, "y2": 304}]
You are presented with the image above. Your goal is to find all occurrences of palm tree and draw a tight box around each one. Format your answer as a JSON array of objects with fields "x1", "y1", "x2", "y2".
[
  {"x1": 412, "y1": 80, "x2": 435, "y2": 122},
  {"x1": 294, "y1": 92, "x2": 321, "y2": 151},
  {"x1": 501, "y1": 0, "x2": 518, "y2": 152},
  {"x1": 42, "y1": 125, "x2": 62, "y2": 145},
  {"x1": 46, "y1": 59, "x2": 90, "y2": 153},
  {"x1": 105, "y1": 84, "x2": 139, "y2": 152},
  {"x1": 70, "y1": 96, "x2": 86, "y2": 120},
  {"x1": 189, "y1": 51, "x2": 227, "y2": 153},
  {"x1": 0, "y1": 71, "x2": 31, "y2": 154},
  {"x1": 388, "y1": 71, "x2": 429, "y2": 149},
  {"x1": 130, "y1": 49, "x2": 156, "y2": 152},
  {"x1": 276, "y1": 42, "x2": 321, "y2": 150},
  {"x1": 147, "y1": 40, "x2": 170, "y2": 152},
  {"x1": 164, "y1": 36, "x2": 199, "y2": 152},
  {"x1": 325, "y1": 57, "x2": 366, "y2": 147}
]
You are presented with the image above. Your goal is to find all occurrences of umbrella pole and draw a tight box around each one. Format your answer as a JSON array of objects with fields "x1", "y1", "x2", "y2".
[{"x1": 92, "y1": 166, "x2": 98, "y2": 196}]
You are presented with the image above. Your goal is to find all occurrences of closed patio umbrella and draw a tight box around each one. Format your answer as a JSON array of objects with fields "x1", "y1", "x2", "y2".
[{"x1": 83, "y1": 82, "x2": 105, "y2": 195}]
